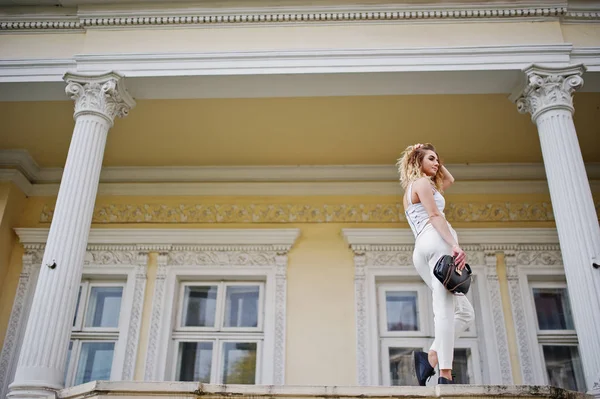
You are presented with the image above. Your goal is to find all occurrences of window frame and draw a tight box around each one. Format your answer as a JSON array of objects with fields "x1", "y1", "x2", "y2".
[
  {"x1": 380, "y1": 337, "x2": 482, "y2": 386},
  {"x1": 370, "y1": 270, "x2": 483, "y2": 386},
  {"x1": 518, "y1": 264, "x2": 585, "y2": 390},
  {"x1": 151, "y1": 262, "x2": 283, "y2": 385},
  {"x1": 377, "y1": 283, "x2": 431, "y2": 338},
  {"x1": 170, "y1": 281, "x2": 265, "y2": 384},
  {"x1": 66, "y1": 280, "x2": 127, "y2": 387},
  {"x1": 176, "y1": 281, "x2": 264, "y2": 333},
  {"x1": 529, "y1": 281, "x2": 577, "y2": 337}
]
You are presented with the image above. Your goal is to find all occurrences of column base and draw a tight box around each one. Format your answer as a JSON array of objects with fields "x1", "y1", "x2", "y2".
[
  {"x1": 588, "y1": 385, "x2": 600, "y2": 399},
  {"x1": 8, "y1": 381, "x2": 62, "y2": 399}
]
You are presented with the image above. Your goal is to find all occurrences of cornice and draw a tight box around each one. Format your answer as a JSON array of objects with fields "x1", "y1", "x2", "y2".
[
  {"x1": 0, "y1": 169, "x2": 32, "y2": 196},
  {"x1": 571, "y1": 47, "x2": 600, "y2": 71},
  {"x1": 342, "y1": 228, "x2": 560, "y2": 247},
  {"x1": 0, "y1": 3, "x2": 575, "y2": 32},
  {"x1": 14, "y1": 227, "x2": 301, "y2": 247},
  {"x1": 3, "y1": 150, "x2": 600, "y2": 185},
  {"x1": 24, "y1": 180, "x2": 600, "y2": 196}
]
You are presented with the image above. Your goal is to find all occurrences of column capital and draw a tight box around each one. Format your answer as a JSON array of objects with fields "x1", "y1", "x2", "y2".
[
  {"x1": 63, "y1": 71, "x2": 136, "y2": 125},
  {"x1": 510, "y1": 64, "x2": 586, "y2": 122}
]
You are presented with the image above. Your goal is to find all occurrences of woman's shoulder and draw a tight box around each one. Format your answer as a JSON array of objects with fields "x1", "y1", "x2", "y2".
[{"x1": 412, "y1": 177, "x2": 432, "y2": 188}]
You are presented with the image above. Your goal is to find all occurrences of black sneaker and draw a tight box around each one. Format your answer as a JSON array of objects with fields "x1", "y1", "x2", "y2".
[{"x1": 413, "y1": 351, "x2": 435, "y2": 386}]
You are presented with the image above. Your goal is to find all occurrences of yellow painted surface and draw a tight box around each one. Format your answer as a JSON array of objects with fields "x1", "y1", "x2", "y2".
[
  {"x1": 0, "y1": 22, "x2": 563, "y2": 60},
  {"x1": 133, "y1": 252, "x2": 157, "y2": 380},
  {"x1": 0, "y1": 33, "x2": 85, "y2": 59},
  {"x1": 81, "y1": 22, "x2": 563, "y2": 54},
  {"x1": 495, "y1": 252, "x2": 522, "y2": 384},
  {"x1": 2, "y1": 93, "x2": 600, "y2": 168},
  {"x1": 0, "y1": 183, "x2": 26, "y2": 289},
  {"x1": 285, "y1": 223, "x2": 356, "y2": 385},
  {"x1": 0, "y1": 243, "x2": 24, "y2": 352},
  {"x1": 561, "y1": 24, "x2": 600, "y2": 47}
]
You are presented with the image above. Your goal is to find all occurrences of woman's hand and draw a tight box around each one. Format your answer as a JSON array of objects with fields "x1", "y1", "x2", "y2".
[{"x1": 452, "y1": 244, "x2": 466, "y2": 270}]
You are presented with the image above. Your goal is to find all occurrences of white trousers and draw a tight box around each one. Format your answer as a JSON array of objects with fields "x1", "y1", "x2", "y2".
[{"x1": 413, "y1": 223, "x2": 475, "y2": 370}]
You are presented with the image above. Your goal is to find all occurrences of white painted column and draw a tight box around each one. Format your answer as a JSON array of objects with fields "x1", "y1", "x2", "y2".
[
  {"x1": 513, "y1": 64, "x2": 600, "y2": 397},
  {"x1": 8, "y1": 72, "x2": 135, "y2": 399}
]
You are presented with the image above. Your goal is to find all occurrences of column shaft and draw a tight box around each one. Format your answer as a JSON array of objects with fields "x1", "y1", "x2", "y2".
[
  {"x1": 8, "y1": 72, "x2": 134, "y2": 399},
  {"x1": 514, "y1": 65, "x2": 600, "y2": 396},
  {"x1": 535, "y1": 109, "x2": 600, "y2": 393},
  {"x1": 10, "y1": 115, "x2": 109, "y2": 391}
]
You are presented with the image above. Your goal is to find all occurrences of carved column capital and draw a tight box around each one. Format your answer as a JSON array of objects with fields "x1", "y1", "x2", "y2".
[
  {"x1": 64, "y1": 72, "x2": 136, "y2": 126},
  {"x1": 512, "y1": 64, "x2": 586, "y2": 122}
]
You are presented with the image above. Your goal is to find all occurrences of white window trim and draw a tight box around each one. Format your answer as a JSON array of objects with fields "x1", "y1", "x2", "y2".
[
  {"x1": 176, "y1": 282, "x2": 265, "y2": 333},
  {"x1": 343, "y1": 227, "x2": 562, "y2": 386},
  {"x1": 515, "y1": 260, "x2": 576, "y2": 386},
  {"x1": 141, "y1": 228, "x2": 299, "y2": 385},
  {"x1": 377, "y1": 283, "x2": 431, "y2": 338}
]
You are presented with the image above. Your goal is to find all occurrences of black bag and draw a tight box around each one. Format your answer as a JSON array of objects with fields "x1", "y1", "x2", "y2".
[{"x1": 433, "y1": 255, "x2": 472, "y2": 294}]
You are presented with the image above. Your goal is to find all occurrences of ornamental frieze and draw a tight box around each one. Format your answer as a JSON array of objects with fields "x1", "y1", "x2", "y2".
[{"x1": 39, "y1": 200, "x2": 600, "y2": 224}]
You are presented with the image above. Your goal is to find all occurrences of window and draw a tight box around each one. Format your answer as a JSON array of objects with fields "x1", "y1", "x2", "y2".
[
  {"x1": 378, "y1": 282, "x2": 480, "y2": 386},
  {"x1": 530, "y1": 283, "x2": 585, "y2": 391},
  {"x1": 64, "y1": 281, "x2": 125, "y2": 387},
  {"x1": 172, "y1": 282, "x2": 264, "y2": 384}
]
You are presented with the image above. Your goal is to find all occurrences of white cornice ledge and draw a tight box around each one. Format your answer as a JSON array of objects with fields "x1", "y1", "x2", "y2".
[
  {"x1": 0, "y1": 3, "x2": 573, "y2": 32},
  {"x1": 56, "y1": 380, "x2": 579, "y2": 399},
  {"x1": 3, "y1": 149, "x2": 599, "y2": 184},
  {"x1": 14, "y1": 228, "x2": 301, "y2": 247},
  {"x1": 74, "y1": 45, "x2": 573, "y2": 76},
  {"x1": 0, "y1": 169, "x2": 32, "y2": 196},
  {"x1": 342, "y1": 228, "x2": 559, "y2": 246}
]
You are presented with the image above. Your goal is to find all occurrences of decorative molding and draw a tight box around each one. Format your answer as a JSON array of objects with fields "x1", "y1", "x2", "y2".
[
  {"x1": 15, "y1": 228, "x2": 301, "y2": 247},
  {"x1": 121, "y1": 252, "x2": 148, "y2": 381},
  {"x1": 83, "y1": 250, "x2": 141, "y2": 266},
  {"x1": 353, "y1": 252, "x2": 369, "y2": 386},
  {"x1": 0, "y1": 250, "x2": 42, "y2": 399},
  {"x1": 0, "y1": 3, "x2": 578, "y2": 32},
  {"x1": 168, "y1": 249, "x2": 278, "y2": 266},
  {"x1": 505, "y1": 252, "x2": 536, "y2": 384},
  {"x1": 515, "y1": 249, "x2": 562, "y2": 265},
  {"x1": 143, "y1": 252, "x2": 168, "y2": 381},
  {"x1": 36, "y1": 201, "x2": 595, "y2": 225},
  {"x1": 64, "y1": 72, "x2": 136, "y2": 125},
  {"x1": 273, "y1": 253, "x2": 287, "y2": 385},
  {"x1": 512, "y1": 64, "x2": 586, "y2": 121},
  {"x1": 343, "y1": 228, "x2": 561, "y2": 247},
  {"x1": 483, "y1": 252, "x2": 513, "y2": 384}
]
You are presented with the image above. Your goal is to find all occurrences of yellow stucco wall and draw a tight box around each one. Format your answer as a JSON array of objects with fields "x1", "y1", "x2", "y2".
[
  {"x1": 0, "y1": 183, "x2": 26, "y2": 351},
  {"x1": 0, "y1": 21, "x2": 570, "y2": 60},
  {"x1": 561, "y1": 24, "x2": 600, "y2": 47},
  {"x1": 0, "y1": 190, "x2": 597, "y2": 384}
]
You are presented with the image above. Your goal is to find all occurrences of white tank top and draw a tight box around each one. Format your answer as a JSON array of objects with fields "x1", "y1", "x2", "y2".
[{"x1": 405, "y1": 181, "x2": 446, "y2": 238}]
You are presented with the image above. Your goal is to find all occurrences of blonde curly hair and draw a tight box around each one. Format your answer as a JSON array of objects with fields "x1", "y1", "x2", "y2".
[{"x1": 396, "y1": 143, "x2": 444, "y2": 192}]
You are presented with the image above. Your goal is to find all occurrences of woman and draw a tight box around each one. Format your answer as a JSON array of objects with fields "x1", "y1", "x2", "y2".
[{"x1": 397, "y1": 143, "x2": 475, "y2": 385}]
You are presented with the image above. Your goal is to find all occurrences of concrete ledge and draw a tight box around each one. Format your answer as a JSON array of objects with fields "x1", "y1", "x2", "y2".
[{"x1": 57, "y1": 382, "x2": 591, "y2": 399}]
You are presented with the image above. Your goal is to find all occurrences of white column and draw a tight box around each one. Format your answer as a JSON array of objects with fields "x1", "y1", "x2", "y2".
[
  {"x1": 513, "y1": 64, "x2": 600, "y2": 397},
  {"x1": 8, "y1": 72, "x2": 135, "y2": 399}
]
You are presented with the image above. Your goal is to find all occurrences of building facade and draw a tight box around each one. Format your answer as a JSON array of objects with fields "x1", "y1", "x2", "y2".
[{"x1": 0, "y1": 1, "x2": 599, "y2": 399}]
